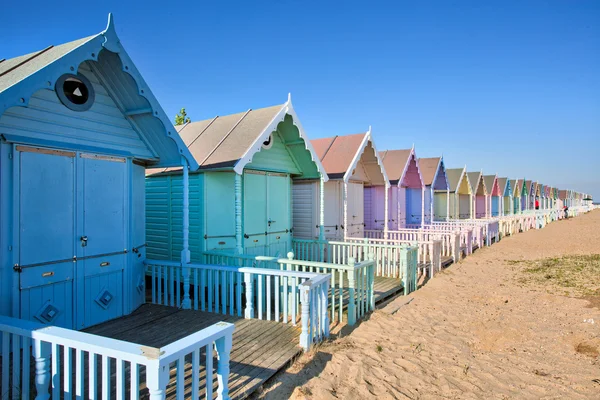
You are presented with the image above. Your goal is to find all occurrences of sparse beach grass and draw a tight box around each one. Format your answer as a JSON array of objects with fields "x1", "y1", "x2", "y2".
[{"x1": 514, "y1": 254, "x2": 600, "y2": 297}]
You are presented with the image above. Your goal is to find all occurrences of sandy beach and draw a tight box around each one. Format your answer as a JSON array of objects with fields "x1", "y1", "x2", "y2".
[{"x1": 258, "y1": 210, "x2": 600, "y2": 399}]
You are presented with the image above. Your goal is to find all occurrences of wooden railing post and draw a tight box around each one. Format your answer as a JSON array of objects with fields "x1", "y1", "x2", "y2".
[
  {"x1": 321, "y1": 280, "x2": 330, "y2": 338},
  {"x1": 33, "y1": 339, "x2": 51, "y2": 400},
  {"x1": 181, "y1": 266, "x2": 191, "y2": 309},
  {"x1": 299, "y1": 285, "x2": 311, "y2": 351},
  {"x1": 244, "y1": 272, "x2": 254, "y2": 319},
  {"x1": 215, "y1": 331, "x2": 233, "y2": 400},
  {"x1": 347, "y1": 257, "x2": 357, "y2": 326},
  {"x1": 146, "y1": 361, "x2": 169, "y2": 400},
  {"x1": 368, "y1": 252, "x2": 375, "y2": 311}
]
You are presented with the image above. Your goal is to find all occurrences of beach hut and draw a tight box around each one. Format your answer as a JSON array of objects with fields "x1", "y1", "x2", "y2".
[
  {"x1": 520, "y1": 179, "x2": 529, "y2": 212},
  {"x1": 446, "y1": 167, "x2": 472, "y2": 219},
  {"x1": 380, "y1": 148, "x2": 425, "y2": 228},
  {"x1": 419, "y1": 156, "x2": 449, "y2": 223},
  {"x1": 529, "y1": 181, "x2": 538, "y2": 210},
  {"x1": 0, "y1": 15, "x2": 197, "y2": 329},
  {"x1": 146, "y1": 95, "x2": 327, "y2": 258},
  {"x1": 483, "y1": 174, "x2": 502, "y2": 217},
  {"x1": 309, "y1": 130, "x2": 388, "y2": 239},
  {"x1": 498, "y1": 177, "x2": 512, "y2": 215},
  {"x1": 467, "y1": 171, "x2": 488, "y2": 218},
  {"x1": 510, "y1": 179, "x2": 520, "y2": 214}
]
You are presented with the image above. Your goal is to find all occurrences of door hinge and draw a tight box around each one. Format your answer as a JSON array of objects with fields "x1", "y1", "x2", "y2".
[
  {"x1": 8, "y1": 153, "x2": 12, "y2": 160},
  {"x1": 13, "y1": 264, "x2": 22, "y2": 272}
]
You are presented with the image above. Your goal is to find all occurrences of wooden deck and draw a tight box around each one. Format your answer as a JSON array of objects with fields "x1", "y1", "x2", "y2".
[{"x1": 85, "y1": 304, "x2": 302, "y2": 400}]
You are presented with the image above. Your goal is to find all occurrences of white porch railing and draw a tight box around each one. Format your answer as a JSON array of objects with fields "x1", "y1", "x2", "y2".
[
  {"x1": 366, "y1": 228, "x2": 461, "y2": 264},
  {"x1": 0, "y1": 315, "x2": 233, "y2": 400},
  {"x1": 280, "y1": 253, "x2": 375, "y2": 326},
  {"x1": 145, "y1": 260, "x2": 330, "y2": 351},
  {"x1": 291, "y1": 238, "x2": 419, "y2": 295}
]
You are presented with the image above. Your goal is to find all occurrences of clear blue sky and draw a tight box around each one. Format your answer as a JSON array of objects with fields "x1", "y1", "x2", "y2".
[{"x1": 2, "y1": 1, "x2": 598, "y2": 199}]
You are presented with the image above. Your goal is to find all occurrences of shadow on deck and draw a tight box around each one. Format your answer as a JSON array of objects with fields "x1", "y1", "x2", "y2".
[{"x1": 85, "y1": 304, "x2": 302, "y2": 400}]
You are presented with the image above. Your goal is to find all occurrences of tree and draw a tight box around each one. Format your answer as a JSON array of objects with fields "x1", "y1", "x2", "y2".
[{"x1": 174, "y1": 108, "x2": 191, "y2": 125}]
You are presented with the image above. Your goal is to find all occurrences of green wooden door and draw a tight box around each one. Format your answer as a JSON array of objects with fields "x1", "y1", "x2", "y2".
[
  {"x1": 267, "y1": 173, "x2": 290, "y2": 257},
  {"x1": 244, "y1": 171, "x2": 268, "y2": 256}
]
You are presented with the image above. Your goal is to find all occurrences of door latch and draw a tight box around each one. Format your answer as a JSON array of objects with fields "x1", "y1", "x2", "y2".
[
  {"x1": 268, "y1": 219, "x2": 276, "y2": 227},
  {"x1": 80, "y1": 236, "x2": 88, "y2": 247}
]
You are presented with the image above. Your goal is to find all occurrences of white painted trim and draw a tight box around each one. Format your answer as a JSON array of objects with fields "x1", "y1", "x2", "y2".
[
  {"x1": 396, "y1": 147, "x2": 425, "y2": 189},
  {"x1": 343, "y1": 128, "x2": 389, "y2": 185},
  {"x1": 233, "y1": 95, "x2": 329, "y2": 181}
]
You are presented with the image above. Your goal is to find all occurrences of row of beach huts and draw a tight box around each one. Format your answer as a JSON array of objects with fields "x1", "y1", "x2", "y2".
[{"x1": 0, "y1": 16, "x2": 596, "y2": 400}]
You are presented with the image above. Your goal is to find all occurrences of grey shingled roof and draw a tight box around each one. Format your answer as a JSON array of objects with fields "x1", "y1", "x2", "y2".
[
  {"x1": 446, "y1": 168, "x2": 465, "y2": 192},
  {"x1": 483, "y1": 175, "x2": 496, "y2": 194},
  {"x1": 176, "y1": 104, "x2": 284, "y2": 169},
  {"x1": 0, "y1": 35, "x2": 96, "y2": 93}
]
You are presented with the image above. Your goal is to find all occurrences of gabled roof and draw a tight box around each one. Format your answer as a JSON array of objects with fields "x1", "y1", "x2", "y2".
[
  {"x1": 418, "y1": 157, "x2": 442, "y2": 186},
  {"x1": 483, "y1": 174, "x2": 499, "y2": 196},
  {"x1": 379, "y1": 148, "x2": 423, "y2": 187},
  {"x1": 497, "y1": 177, "x2": 510, "y2": 196},
  {"x1": 446, "y1": 167, "x2": 470, "y2": 193},
  {"x1": 0, "y1": 14, "x2": 196, "y2": 169},
  {"x1": 312, "y1": 129, "x2": 387, "y2": 184},
  {"x1": 379, "y1": 149, "x2": 411, "y2": 182},
  {"x1": 173, "y1": 95, "x2": 327, "y2": 177},
  {"x1": 467, "y1": 171, "x2": 487, "y2": 195}
]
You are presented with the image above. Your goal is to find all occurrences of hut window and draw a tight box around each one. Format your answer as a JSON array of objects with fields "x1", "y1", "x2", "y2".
[
  {"x1": 262, "y1": 134, "x2": 273, "y2": 149},
  {"x1": 56, "y1": 73, "x2": 95, "y2": 111}
]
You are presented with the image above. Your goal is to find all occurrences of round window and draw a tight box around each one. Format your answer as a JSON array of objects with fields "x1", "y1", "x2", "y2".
[
  {"x1": 262, "y1": 134, "x2": 273, "y2": 149},
  {"x1": 55, "y1": 73, "x2": 95, "y2": 111}
]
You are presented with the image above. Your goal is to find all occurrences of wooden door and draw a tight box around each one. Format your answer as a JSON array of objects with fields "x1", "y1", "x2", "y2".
[
  {"x1": 267, "y1": 173, "x2": 290, "y2": 257},
  {"x1": 346, "y1": 182, "x2": 364, "y2": 237},
  {"x1": 243, "y1": 171, "x2": 268, "y2": 255},
  {"x1": 17, "y1": 147, "x2": 76, "y2": 329},
  {"x1": 77, "y1": 154, "x2": 127, "y2": 329}
]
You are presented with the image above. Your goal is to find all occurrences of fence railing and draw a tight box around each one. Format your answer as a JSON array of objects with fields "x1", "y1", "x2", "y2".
[
  {"x1": 202, "y1": 250, "x2": 280, "y2": 269},
  {"x1": 367, "y1": 228, "x2": 461, "y2": 263},
  {"x1": 279, "y1": 254, "x2": 375, "y2": 326},
  {"x1": 146, "y1": 259, "x2": 330, "y2": 351},
  {"x1": 0, "y1": 314, "x2": 233, "y2": 400},
  {"x1": 291, "y1": 238, "x2": 419, "y2": 295}
]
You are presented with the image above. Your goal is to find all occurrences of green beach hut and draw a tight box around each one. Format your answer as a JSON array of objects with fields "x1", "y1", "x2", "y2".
[{"x1": 146, "y1": 95, "x2": 327, "y2": 260}]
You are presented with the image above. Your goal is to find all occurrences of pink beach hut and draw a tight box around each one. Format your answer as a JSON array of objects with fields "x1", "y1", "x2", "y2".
[
  {"x1": 467, "y1": 171, "x2": 488, "y2": 218},
  {"x1": 380, "y1": 148, "x2": 425, "y2": 228},
  {"x1": 483, "y1": 174, "x2": 502, "y2": 217}
]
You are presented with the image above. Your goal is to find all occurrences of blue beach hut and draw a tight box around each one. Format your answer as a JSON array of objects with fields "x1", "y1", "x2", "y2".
[{"x1": 0, "y1": 15, "x2": 196, "y2": 330}]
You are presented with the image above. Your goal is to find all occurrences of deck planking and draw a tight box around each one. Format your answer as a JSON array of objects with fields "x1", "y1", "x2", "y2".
[{"x1": 83, "y1": 304, "x2": 302, "y2": 399}]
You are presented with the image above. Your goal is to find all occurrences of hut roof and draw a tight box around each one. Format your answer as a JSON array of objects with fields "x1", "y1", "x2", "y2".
[
  {"x1": 483, "y1": 175, "x2": 499, "y2": 196},
  {"x1": 379, "y1": 149, "x2": 411, "y2": 182},
  {"x1": 467, "y1": 171, "x2": 486, "y2": 195},
  {"x1": 151, "y1": 96, "x2": 327, "y2": 178},
  {"x1": 312, "y1": 131, "x2": 387, "y2": 183},
  {"x1": 446, "y1": 168, "x2": 466, "y2": 193},
  {"x1": 418, "y1": 157, "x2": 441, "y2": 186},
  {"x1": 497, "y1": 177, "x2": 509, "y2": 195},
  {"x1": 0, "y1": 14, "x2": 196, "y2": 170}
]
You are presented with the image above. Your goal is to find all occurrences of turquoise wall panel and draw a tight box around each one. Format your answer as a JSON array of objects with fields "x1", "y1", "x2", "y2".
[
  {"x1": 146, "y1": 173, "x2": 203, "y2": 261},
  {"x1": 204, "y1": 172, "x2": 235, "y2": 254}
]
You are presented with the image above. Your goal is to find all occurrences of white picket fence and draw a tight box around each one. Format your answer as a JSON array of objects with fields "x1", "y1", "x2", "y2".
[
  {"x1": 0, "y1": 314, "x2": 234, "y2": 400},
  {"x1": 146, "y1": 260, "x2": 330, "y2": 351}
]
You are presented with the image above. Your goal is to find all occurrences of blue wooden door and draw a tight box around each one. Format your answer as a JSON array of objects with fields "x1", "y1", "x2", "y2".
[
  {"x1": 267, "y1": 173, "x2": 290, "y2": 257},
  {"x1": 244, "y1": 171, "x2": 268, "y2": 255},
  {"x1": 77, "y1": 154, "x2": 126, "y2": 329},
  {"x1": 17, "y1": 147, "x2": 76, "y2": 329}
]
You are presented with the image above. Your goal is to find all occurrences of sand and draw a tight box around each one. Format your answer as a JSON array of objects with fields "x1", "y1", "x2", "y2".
[{"x1": 257, "y1": 210, "x2": 600, "y2": 399}]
